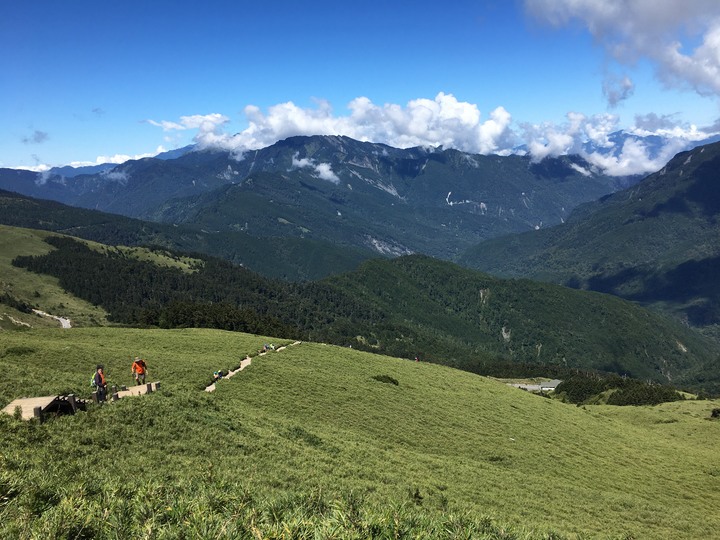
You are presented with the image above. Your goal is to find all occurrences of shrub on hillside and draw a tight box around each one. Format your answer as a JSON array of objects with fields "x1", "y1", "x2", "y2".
[
  {"x1": 556, "y1": 373, "x2": 683, "y2": 406},
  {"x1": 606, "y1": 383, "x2": 683, "y2": 406},
  {"x1": 0, "y1": 292, "x2": 33, "y2": 313},
  {"x1": 372, "y1": 374, "x2": 399, "y2": 386}
]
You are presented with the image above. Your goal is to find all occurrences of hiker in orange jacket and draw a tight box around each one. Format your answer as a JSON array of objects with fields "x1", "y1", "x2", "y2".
[
  {"x1": 94, "y1": 365, "x2": 107, "y2": 402},
  {"x1": 131, "y1": 356, "x2": 148, "y2": 385}
]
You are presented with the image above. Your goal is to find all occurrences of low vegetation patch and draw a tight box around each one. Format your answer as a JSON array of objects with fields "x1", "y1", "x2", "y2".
[
  {"x1": 284, "y1": 425, "x2": 324, "y2": 447},
  {"x1": 2, "y1": 346, "x2": 37, "y2": 357},
  {"x1": 372, "y1": 374, "x2": 399, "y2": 385},
  {"x1": 555, "y1": 372, "x2": 684, "y2": 406},
  {"x1": 0, "y1": 292, "x2": 33, "y2": 313}
]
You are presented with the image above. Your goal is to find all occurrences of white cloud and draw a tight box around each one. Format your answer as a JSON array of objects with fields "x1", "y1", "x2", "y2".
[
  {"x1": 583, "y1": 137, "x2": 688, "y2": 176},
  {"x1": 584, "y1": 113, "x2": 619, "y2": 148},
  {"x1": 343, "y1": 93, "x2": 512, "y2": 153},
  {"x1": 290, "y1": 152, "x2": 339, "y2": 184},
  {"x1": 527, "y1": 130, "x2": 575, "y2": 161},
  {"x1": 569, "y1": 163, "x2": 591, "y2": 176},
  {"x1": 148, "y1": 113, "x2": 228, "y2": 132},
  {"x1": 630, "y1": 114, "x2": 710, "y2": 141},
  {"x1": 521, "y1": 111, "x2": 717, "y2": 175},
  {"x1": 15, "y1": 164, "x2": 52, "y2": 173},
  {"x1": 34, "y1": 169, "x2": 54, "y2": 185},
  {"x1": 314, "y1": 162, "x2": 340, "y2": 183},
  {"x1": 151, "y1": 93, "x2": 514, "y2": 159},
  {"x1": 291, "y1": 154, "x2": 315, "y2": 169},
  {"x1": 67, "y1": 146, "x2": 167, "y2": 168},
  {"x1": 148, "y1": 114, "x2": 232, "y2": 155},
  {"x1": 522, "y1": 111, "x2": 587, "y2": 161},
  {"x1": 525, "y1": 0, "x2": 720, "y2": 97},
  {"x1": 100, "y1": 169, "x2": 130, "y2": 184},
  {"x1": 603, "y1": 74, "x2": 635, "y2": 107},
  {"x1": 147, "y1": 119, "x2": 186, "y2": 131}
]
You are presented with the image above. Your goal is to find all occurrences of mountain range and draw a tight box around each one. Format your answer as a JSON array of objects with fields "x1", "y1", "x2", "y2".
[{"x1": 0, "y1": 135, "x2": 633, "y2": 260}]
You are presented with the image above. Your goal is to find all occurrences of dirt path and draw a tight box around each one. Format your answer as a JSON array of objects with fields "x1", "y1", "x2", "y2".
[
  {"x1": 32, "y1": 309, "x2": 72, "y2": 328},
  {"x1": 204, "y1": 341, "x2": 301, "y2": 393}
]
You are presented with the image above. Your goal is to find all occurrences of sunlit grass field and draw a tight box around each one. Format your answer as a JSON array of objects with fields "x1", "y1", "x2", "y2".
[{"x1": 1, "y1": 327, "x2": 719, "y2": 538}]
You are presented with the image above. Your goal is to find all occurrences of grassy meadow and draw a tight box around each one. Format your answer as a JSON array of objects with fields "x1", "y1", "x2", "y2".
[{"x1": 1, "y1": 327, "x2": 719, "y2": 539}]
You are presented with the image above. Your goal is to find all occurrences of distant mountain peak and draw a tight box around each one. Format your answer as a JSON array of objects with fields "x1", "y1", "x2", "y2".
[{"x1": 0, "y1": 134, "x2": 649, "y2": 260}]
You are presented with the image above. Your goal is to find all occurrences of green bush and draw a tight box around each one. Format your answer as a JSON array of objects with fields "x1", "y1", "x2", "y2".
[{"x1": 372, "y1": 374, "x2": 399, "y2": 386}]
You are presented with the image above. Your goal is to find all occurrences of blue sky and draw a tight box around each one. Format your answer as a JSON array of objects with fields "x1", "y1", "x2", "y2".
[{"x1": 3, "y1": 0, "x2": 720, "y2": 175}]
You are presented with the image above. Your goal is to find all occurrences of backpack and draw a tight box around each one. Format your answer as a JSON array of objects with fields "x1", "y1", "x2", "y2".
[{"x1": 91, "y1": 374, "x2": 97, "y2": 388}]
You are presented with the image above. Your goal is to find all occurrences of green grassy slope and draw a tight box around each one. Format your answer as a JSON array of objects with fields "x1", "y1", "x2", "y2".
[
  {"x1": 1, "y1": 327, "x2": 720, "y2": 538},
  {"x1": 0, "y1": 226, "x2": 109, "y2": 328}
]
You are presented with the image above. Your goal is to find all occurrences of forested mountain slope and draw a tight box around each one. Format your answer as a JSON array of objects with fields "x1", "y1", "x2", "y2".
[
  {"x1": 459, "y1": 141, "x2": 720, "y2": 331},
  {"x1": 0, "y1": 190, "x2": 373, "y2": 280},
  {"x1": 9, "y1": 229, "x2": 719, "y2": 391}
]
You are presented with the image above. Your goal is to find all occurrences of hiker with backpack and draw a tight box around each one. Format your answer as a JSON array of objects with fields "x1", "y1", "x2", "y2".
[
  {"x1": 131, "y1": 356, "x2": 148, "y2": 386},
  {"x1": 93, "y1": 365, "x2": 107, "y2": 402}
]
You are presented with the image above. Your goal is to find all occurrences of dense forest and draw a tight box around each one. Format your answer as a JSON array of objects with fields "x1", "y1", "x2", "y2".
[
  {"x1": 11, "y1": 236, "x2": 715, "y2": 400},
  {"x1": 11, "y1": 236, "x2": 386, "y2": 345}
]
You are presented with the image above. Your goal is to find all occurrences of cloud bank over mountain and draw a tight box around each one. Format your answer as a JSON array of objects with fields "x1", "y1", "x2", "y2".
[
  {"x1": 141, "y1": 1, "x2": 720, "y2": 177},
  {"x1": 149, "y1": 94, "x2": 514, "y2": 158},
  {"x1": 148, "y1": 93, "x2": 716, "y2": 177}
]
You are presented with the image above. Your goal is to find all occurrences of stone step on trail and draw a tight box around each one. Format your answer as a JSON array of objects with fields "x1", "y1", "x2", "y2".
[{"x1": 204, "y1": 341, "x2": 302, "y2": 393}]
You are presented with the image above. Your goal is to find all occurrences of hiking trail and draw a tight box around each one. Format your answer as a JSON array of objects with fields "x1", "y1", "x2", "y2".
[{"x1": 204, "y1": 341, "x2": 302, "y2": 393}]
